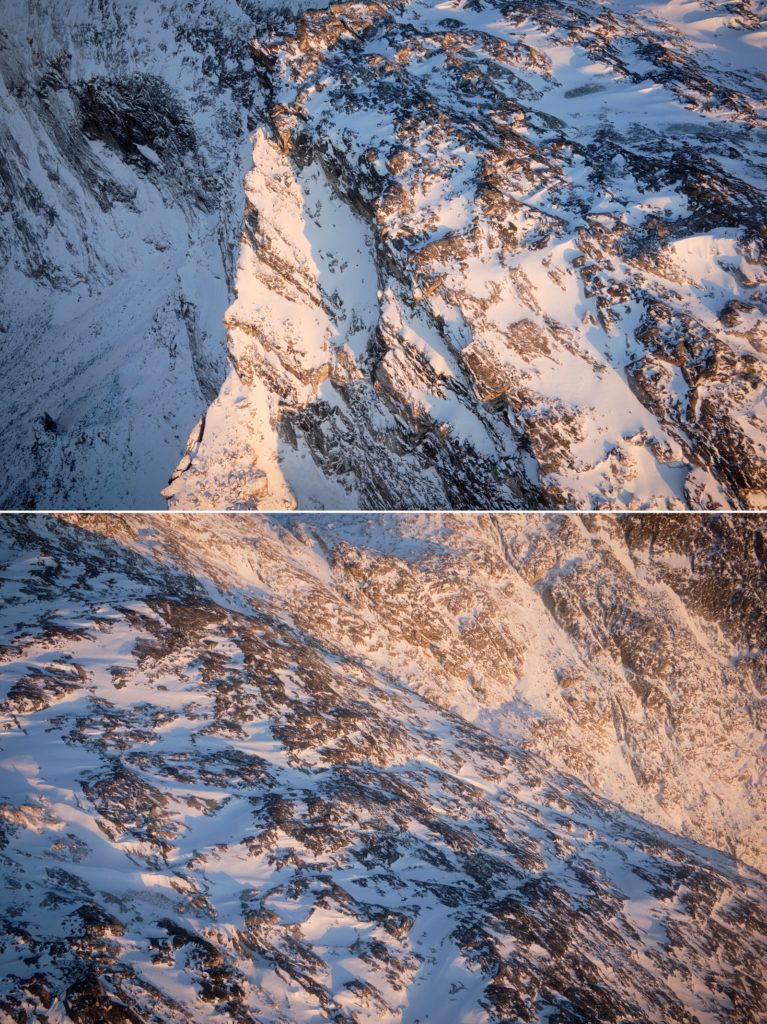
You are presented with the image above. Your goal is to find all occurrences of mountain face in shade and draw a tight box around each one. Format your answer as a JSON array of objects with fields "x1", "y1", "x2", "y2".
[
  {"x1": 1, "y1": 513, "x2": 765, "y2": 1022},
  {"x1": 0, "y1": 0, "x2": 257, "y2": 509},
  {"x1": 2, "y1": 0, "x2": 766, "y2": 510}
]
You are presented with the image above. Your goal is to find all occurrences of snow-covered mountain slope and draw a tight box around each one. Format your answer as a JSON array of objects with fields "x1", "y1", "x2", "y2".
[
  {"x1": 3, "y1": 0, "x2": 766, "y2": 510},
  {"x1": 0, "y1": 0, "x2": 261, "y2": 509},
  {"x1": 165, "y1": 0, "x2": 767, "y2": 510},
  {"x1": 1, "y1": 515, "x2": 765, "y2": 1024},
  {"x1": 34, "y1": 509, "x2": 766, "y2": 872}
]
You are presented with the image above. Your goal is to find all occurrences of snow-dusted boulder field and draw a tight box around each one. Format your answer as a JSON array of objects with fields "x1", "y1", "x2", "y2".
[
  {"x1": 0, "y1": 513, "x2": 765, "y2": 1021},
  {"x1": 1, "y1": 0, "x2": 766, "y2": 509}
]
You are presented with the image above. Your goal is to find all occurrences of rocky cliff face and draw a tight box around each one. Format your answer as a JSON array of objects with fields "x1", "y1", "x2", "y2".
[
  {"x1": 2, "y1": 0, "x2": 765, "y2": 510},
  {"x1": 0, "y1": 513, "x2": 765, "y2": 1022},
  {"x1": 166, "y1": 0, "x2": 767, "y2": 510}
]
